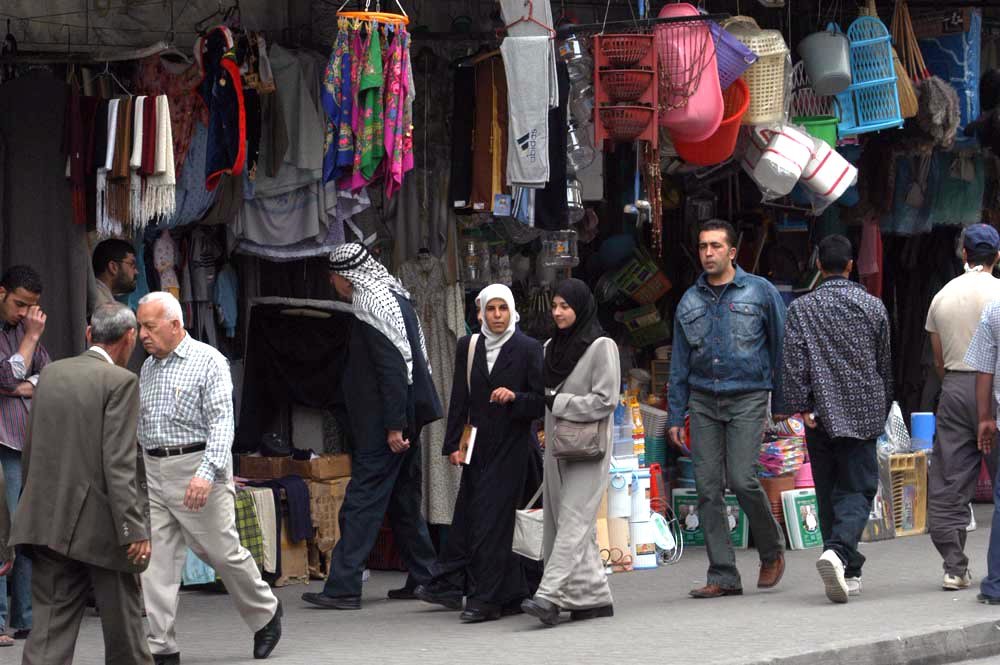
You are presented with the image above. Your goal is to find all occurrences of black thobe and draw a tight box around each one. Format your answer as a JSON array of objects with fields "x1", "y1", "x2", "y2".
[
  {"x1": 323, "y1": 294, "x2": 443, "y2": 597},
  {"x1": 433, "y1": 330, "x2": 545, "y2": 612}
]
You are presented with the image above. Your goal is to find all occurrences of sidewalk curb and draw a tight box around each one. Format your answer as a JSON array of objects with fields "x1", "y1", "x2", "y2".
[{"x1": 748, "y1": 620, "x2": 1000, "y2": 665}]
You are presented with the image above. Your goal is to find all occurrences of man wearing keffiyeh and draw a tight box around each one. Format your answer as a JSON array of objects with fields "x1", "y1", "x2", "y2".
[{"x1": 302, "y1": 243, "x2": 442, "y2": 610}]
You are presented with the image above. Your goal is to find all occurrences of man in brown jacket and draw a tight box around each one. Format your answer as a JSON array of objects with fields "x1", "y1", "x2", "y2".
[{"x1": 11, "y1": 303, "x2": 152, "y2": 664}]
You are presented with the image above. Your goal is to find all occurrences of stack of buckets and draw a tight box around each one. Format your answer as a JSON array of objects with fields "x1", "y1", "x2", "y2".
[
  {"x1": 677, "y1": 456, "x2": 696, "y2": 489},
  {"x1": 910, "y1": 412, "x2": 935, "y2": 453}
]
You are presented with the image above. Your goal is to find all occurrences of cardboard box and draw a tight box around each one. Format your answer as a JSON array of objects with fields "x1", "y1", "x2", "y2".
[
  {"x1": 239, "y1": 455, "x2": 289, "y2": 480},
  {"x1": 274, "y1": 513, "x2": 309, "y2": 587},
  {"x1": 672, "y1": 488, "x2": 748, "y2": 549},
  {"x1": 289, "y1": 454, "x2": 351, "y2": 480},
  {"x1": 308, "y1": 477, "x2": 350, "y2": 553}
]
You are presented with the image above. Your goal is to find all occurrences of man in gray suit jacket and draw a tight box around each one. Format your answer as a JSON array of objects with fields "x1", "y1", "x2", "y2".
[{"x1": 11, "y1": 303, "x2": 152, "y2": 665}]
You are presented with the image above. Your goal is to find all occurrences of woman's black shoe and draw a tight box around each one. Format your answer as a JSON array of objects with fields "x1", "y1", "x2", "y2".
[
  {"x1": 569, "y1": 604, "x2": 614, "y2": 621},
  {"x1": 414, "y1": 584, "x2": 463, "y2": 610},
  {"x1": 520, "y1": 597, "x2": 560, "y2": 626},
  {"x1": 460, "y1": 607, "x2": 501, "y2": 623}
]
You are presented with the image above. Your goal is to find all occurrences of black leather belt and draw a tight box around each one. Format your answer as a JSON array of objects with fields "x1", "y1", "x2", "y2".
[{"x1": 147, "y1": 443, "x2": 206, "y2": 458}]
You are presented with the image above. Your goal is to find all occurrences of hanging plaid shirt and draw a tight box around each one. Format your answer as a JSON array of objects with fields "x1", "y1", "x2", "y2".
[
  {"x1": 0, "y1": 322, "x2": 50, "y2": 452},
  {"x1": 138, "y1": 334, "x2": 234, "y2": 481},
  {"x1": 781, "y1": 278, "x2": 893, "y2": 440},
  {"x1": 965, "y1": 299, "x2": 1000, "y2": 419}
]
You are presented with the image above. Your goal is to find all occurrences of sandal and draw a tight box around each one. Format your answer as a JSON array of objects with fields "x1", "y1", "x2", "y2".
[{"x1": 0, "y1": 634, "x2": 14, "y2": 647}]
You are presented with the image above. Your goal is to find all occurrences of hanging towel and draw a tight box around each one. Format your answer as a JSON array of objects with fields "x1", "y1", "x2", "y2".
[
  {"x1": 108, "y1": 96, "x2": 133, "y2": 229},
  {"x1": 97, "y1": 98, "x2": 121, "y2": 238},
  {"x1": 129, "y1": 96, "x2": 145, "y2": 229},
  {"x1": 143, "y1": 95, "x2": 177, "y2": 224},
  {"x1": 500, "y1": 36, "x2": 556, "y2": 187},
  {"x1": 246, "y1": 486, "x2": 278, "y2": 574}
]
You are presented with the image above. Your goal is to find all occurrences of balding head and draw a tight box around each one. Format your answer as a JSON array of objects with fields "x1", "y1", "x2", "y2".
[{"x1": 137, "y1": 292, "x2": 186, "y2": 359}]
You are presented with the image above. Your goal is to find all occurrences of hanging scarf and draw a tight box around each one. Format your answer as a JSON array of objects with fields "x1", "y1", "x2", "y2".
[
  {"x1": 358, "y1": 26, "x2": 385, "y2": 180},
  {"x1": 476, "y1": 284, "x2": 519, "y2": 374},
  {"x1": 544, "y1": 278, "x2": 607, "y2": 389},
  {"x1": 143, "y1": 95, "x2": 177, "y2": 224},
  {"x1": 141, "y1": 96, "x2": 156, "y2": 176},
  {"x1": 129, "y1": 96, "x2": 146, "y2": 230},
  {"x1": 328, "y1": 243, "x2": 428, "y2": 384},
  {"x1": 107, "y1": 96, "x2": 133, "y2": 232},
  {"x1": 96, "y1": 98, "x2": 120, "y2": 238}
]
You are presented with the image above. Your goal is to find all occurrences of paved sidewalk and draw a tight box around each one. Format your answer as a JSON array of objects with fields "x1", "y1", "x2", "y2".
[{"x1": 6, "y1": 505, "x2": 1000, "y2": 665}]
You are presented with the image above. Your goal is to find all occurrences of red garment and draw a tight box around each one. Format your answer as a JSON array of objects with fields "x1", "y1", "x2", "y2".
[
  {"x1": 137, "y1": 55, "x2": 207, "y2": 177},
  {"x1": 858, "y1": 215, "x2": 883, "y2": 298},
  {"x1": 62, "y1": 89, "x2": 99, "y2": 225},
  {"x1": 141, "y1": 95, "x2": 157, "y2": 176}
]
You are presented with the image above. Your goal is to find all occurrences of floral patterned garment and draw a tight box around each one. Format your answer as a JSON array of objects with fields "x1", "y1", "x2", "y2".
[
  {"x1": 358, "y1": 25, "x2": 385, "y2": 181},
  {"x1": 383, "y1": 29, "x2": 413, "y2": 199},
  {"x1": 137, "y1": 55, "x2": 208, "y2": 177},
  {"x1": 341, "y1": 29, "x2": 372, "y2": 193},
  {"x1": 322, "y1": 26, "x2": 349, "y2": 183}
]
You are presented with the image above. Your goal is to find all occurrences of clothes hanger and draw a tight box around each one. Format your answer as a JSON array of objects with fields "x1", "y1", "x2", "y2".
[
  {"x1": 504, "y1": 0, "x2": 555, "y2": 37},
  {"x1": 87, "y1": 61, "x2": 131, "y2": 96}
]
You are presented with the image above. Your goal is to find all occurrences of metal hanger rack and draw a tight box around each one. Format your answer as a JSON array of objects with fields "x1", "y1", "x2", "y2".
[{"x1": 557, "y1": 13, "x2": 730, "y2": 37}]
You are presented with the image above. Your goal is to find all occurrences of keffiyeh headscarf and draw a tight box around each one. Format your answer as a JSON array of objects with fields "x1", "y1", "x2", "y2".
[{"x1": 329, "y1": 243, "x2": 428, "y2": 383}]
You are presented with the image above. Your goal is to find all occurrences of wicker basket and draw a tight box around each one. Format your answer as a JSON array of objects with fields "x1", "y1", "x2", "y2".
[
  {"x1": 723, "y1": 16, "x2": 789, "y2": 125},
  {"x1": 600, "y1": 69, "x2": 655, "y2": 103},
  {"x1": 599, "y1": 34, "x2": 654, "y2": 67},
  {"x1": 599, "y1": 105, "x2": 656, "y2": 142}
]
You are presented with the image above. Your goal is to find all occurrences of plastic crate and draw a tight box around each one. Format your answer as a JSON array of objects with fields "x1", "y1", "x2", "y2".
[
  {"x1": 623, "y1": 305, "x2": 670, "y2": 347},
  {"x1": 614, "y1": 251, "x2": 672, "y2": 305},
  {"x1": 367, "y1": 525, "x2": 407, "y2": 571},
  {"x1": 890, "y1": 452, "x2": 928, "y2": 537}
]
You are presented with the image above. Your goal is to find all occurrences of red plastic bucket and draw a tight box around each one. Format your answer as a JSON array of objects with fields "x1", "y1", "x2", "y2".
[{"x1": 673, "y1": 78, "x2": 750, "y2": 166}]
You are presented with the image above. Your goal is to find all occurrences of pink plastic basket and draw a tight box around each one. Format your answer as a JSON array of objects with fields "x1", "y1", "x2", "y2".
[{"x1": 710, "y1": 22, "x2": 757, "y2": 89}]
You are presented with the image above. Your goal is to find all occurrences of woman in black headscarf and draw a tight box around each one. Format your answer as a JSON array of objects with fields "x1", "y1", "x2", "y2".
[{"x1": 521, "y1": 279, "x2": 621, "y2": 627}]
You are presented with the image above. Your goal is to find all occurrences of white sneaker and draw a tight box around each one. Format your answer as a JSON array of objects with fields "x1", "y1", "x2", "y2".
[
  {"x1": 845, "y1": 577, "x2": 862, "y2": 597},
  {"x1": 816, "y1": 550, "x2": 849, "y2": 604},
  {"x1": 968, "y1": 503, "x2": 977, "y2": 532},
  {"x1": 942, "y1": 570, "x2": 972, "y2": 590}
]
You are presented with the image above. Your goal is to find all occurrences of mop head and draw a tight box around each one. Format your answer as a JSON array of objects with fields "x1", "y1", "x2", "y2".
[{"x1": 916, "y1": 75, "x2": 961, "y2": 149}]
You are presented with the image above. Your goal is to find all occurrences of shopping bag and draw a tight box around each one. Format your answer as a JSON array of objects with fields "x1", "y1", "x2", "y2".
[
  {"x1": 512, "y1": 485, "x2": 544, "y2": 561},
  {"x1": 884, "y1": 401, "x2": 911, "y2": 453}
]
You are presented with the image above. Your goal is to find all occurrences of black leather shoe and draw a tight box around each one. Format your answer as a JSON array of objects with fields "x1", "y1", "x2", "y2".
[
  {"x1": 153, "y1": 654, "x2": 180, "y2": 665},
  {"x1": 521, "y1": 597, "x2": 560, "y2": 626},
  {"x1": 978, "y1": 593, "x2": 1000, "y2": 605},
  {"x1": 253, "y1": 600, "x2": 282, "y2": 659},
  {"x1": 460, "y1": 607, "x2": 501, "y2": 623},
  {"x1": 301, "y1": 592, "x2": 362, "y2": 610},
  {"x1": 387, "y1": 586, "x2": 418, "y2": 600},
  {"x1": 570, "y1": 604, "x2": 614, "y2": 621},
  {"x1": 414, "y1": 584, "x2": 463, "y2": 610}
]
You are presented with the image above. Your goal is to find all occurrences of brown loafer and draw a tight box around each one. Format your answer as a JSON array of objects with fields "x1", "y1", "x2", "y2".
[
  {"x1": 757, "y1": 553, "x2": 785, "y2": 589},
  {"x1": 689, "y1": 584, "x2": 743, "y2": 599}
]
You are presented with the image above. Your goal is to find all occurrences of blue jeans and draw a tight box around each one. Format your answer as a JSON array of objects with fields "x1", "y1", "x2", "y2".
[
  {"x1": 981, "y1": 459, "x2": 1000, "y2": 597},
  {"x1": 0, "y1": 445, "x2": 31, "y2": 631}
]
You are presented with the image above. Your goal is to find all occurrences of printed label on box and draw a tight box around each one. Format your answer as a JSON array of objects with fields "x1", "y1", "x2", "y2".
[{"x1": 672, "y1": 489, "x2": 748, "y2": 549}]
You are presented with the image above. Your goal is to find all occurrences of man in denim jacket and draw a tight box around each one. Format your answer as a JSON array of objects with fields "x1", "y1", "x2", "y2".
[{"x1": 668, "y1": 220, "x2": 787, "y2": 599}]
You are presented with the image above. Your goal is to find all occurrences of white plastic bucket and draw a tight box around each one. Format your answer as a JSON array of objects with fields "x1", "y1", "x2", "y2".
[
  {"x1": 629, "y1": 518, "x2": 658, "y2": 569},
  {"x1": 630, "y1": 469, "x2": 651, "y2": 523},
  {"x1": 752, "y1": 126, "x2": 814, "y2": 196},
  {"x1": 799, "y1": 139, "x2": 858, "y2": 204},
  {"x1": 608, "y1": 470, "x2": 632, "y2": 518}
]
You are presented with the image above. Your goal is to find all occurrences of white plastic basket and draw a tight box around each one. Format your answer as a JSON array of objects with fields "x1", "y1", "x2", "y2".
[
  {"x1": 639, "y1": 404, "x2": 670, "y2": 438},
  {"x1": 724, "y1": 16, "x2": 789, "y2": 125}
]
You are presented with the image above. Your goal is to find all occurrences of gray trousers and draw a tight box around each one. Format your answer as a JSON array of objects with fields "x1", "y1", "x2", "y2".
[
  {"x1": 22, "y1": 546, "x2": 152, "y2": 665},
  {"x1": 929, "y1": 371, "x2": 999, "y2": 576},
  {"x1": 0, "y1": 463, "x2": 9, "y2": 562},
  {"x1": 689, "y1": 390, "x2": 785, "y2": 588}
]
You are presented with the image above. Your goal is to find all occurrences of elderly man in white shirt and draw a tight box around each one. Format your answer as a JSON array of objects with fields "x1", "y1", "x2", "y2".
[{"x1": 136, "y1": 292, "x2": 281, "y2": 664}]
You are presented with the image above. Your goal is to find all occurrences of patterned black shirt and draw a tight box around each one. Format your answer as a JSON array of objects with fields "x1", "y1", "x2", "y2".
[{"x1": 781, "y1": 277, "x2": 893, "y2": 440}]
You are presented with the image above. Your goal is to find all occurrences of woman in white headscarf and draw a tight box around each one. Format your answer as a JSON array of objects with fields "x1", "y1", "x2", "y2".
[{"x1": 414, "y1": 284, "x2": 545, "y2": 623}]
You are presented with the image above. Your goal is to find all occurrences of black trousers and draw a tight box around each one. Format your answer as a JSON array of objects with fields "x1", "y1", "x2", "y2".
[
  {"x1": 806, "y1": 426, "x2": 878, "y2": 579},
  {"x1": 22, "y1": 546, "x2": 152, "y2": 665},
  {"x1": 430, "y1": 441, "x2": 537, "y2": 612},
  {"x1": 322, "y1": 429, "x2": 436, "y2": 598}
]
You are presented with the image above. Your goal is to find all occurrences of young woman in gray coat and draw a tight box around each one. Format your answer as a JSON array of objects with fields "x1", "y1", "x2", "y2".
[{"x1": 521, "y1": 278, "x2": 620, "y2": 626}]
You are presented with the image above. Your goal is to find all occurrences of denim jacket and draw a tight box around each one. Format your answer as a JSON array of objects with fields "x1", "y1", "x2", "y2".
[{"x1": 668, "y1": 266, "x2": 787, "y2": 426}]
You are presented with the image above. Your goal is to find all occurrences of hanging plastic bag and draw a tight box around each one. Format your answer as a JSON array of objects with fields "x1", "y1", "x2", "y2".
[{"x1": 883, "y1": 401, "x2": 911, "y2": 454}]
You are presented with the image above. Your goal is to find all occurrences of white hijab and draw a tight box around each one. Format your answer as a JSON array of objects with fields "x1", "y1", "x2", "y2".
[{"x1": 476, "y1": 284, "x2": 519, "y2": 373}]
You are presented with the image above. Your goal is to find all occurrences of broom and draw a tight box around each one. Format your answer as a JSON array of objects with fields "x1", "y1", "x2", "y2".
[{"x1": 889, "y1": 0, "x2": 919, "y2": 118}]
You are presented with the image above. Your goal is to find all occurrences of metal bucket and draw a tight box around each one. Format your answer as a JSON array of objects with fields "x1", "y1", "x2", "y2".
[{"x1": 797, "y1": 25, "x2": 851, "y2": 97}]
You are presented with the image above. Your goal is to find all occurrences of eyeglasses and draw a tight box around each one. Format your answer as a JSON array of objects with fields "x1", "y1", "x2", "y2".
[{"x1": 118, "y1": 259, "x2": 137, "y2": 269}]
